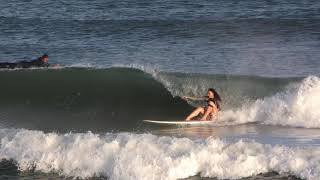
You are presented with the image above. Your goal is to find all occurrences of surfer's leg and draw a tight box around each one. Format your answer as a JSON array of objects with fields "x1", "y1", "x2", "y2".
[{"x1": 186, "y1": 107, "x2": 204, "y2": 121}]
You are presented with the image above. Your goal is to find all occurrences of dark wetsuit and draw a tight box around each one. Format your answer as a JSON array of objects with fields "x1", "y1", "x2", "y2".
[
  {"x1": 0, "y1": 58, "x2": 49, "y2": 69},
  {"x1": 0, "y1": 62, "x2": 17, "y2": 69}
]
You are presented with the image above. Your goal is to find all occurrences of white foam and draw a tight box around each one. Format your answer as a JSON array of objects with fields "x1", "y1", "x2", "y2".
[
  {"x1": 218, "y1": 76, "x2": 320, "y2": 128},
  {"x1": 1, "y1": 129, "x2": 320, "y2": 179}
]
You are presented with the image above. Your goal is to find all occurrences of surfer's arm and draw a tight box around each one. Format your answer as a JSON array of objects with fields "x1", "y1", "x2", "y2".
[{"x1": 182, "y1": 96, "x2": 207, "y2": 101}]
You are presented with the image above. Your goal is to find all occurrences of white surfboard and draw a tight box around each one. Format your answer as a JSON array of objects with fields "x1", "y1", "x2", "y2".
[{"x1": 143, "y1": 120, "x2": 213, "y2": 125}]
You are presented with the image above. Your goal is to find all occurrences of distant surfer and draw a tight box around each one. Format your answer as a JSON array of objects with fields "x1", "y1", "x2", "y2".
[
  {"x1": 182, "y1": 88, "x2": 221, "y2": 121},
  {"x1": 0, "y1": 54, "x2": 58, "y2": 69}
]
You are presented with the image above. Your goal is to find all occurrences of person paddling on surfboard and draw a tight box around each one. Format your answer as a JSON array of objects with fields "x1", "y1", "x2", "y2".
[
  {"x1": 0, "y1": 54, "x2": 59, "y2": 69},
  {"x1": 182, "y1": 88, "x2": 221, "y2": 121}
]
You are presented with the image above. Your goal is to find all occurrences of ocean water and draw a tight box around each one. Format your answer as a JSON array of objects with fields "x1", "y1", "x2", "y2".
[{"x1": 0, "y1": 0, "x2": 320, "y2": 179}]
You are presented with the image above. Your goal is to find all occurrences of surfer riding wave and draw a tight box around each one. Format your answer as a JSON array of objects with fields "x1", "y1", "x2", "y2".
[{"x1": 182, "y1": 88, "x2": 221, "y2": 121}]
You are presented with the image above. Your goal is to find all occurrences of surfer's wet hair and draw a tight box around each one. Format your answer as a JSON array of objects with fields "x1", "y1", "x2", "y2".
[
  {"x1": 208, "y1": 88, "x2": 221, "y2": 102},
  {"x1": 208, "y1": 88, "x2": 222, "y2": 110}
]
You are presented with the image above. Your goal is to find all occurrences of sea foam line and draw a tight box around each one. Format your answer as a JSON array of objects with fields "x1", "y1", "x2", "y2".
[{"x1": 0, "y1": 129, "x2": 320, "y2": 180}]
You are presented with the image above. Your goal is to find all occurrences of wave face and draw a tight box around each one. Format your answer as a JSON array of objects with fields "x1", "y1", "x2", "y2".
[
  {"x1": 0, "y1": 129, "x2": 319, "y2": 180},
  {"x1": 1, "y1": 67, "x2": 319, "y2": 129},
  {"x1": 0, "y1": 68, "x2": 192, "y2": 131}
]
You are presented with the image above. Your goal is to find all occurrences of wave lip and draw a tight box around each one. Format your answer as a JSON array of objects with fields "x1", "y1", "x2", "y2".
[{"x1": 0, "y1": 129, "x2": 320, "y2": 179}]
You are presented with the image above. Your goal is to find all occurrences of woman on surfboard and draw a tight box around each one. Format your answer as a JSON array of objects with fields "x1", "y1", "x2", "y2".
[{"x1": 182, "y1": 88, "x2": 221, "y2": 121}]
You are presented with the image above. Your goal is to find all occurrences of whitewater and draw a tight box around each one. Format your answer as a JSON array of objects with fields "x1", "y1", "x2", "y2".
[{"x1": 1, "y1": 129, "x2": 320, "y2": 180}]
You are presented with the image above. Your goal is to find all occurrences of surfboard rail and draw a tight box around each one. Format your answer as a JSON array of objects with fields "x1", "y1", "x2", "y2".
[{"x1": 143, "y1": 119, "x2": 213, "y2": 125}]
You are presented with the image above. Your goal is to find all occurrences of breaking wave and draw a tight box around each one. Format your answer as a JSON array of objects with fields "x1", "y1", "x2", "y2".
[{"x1": 0, "y1": 66, "x2": 319, "y2": 129}]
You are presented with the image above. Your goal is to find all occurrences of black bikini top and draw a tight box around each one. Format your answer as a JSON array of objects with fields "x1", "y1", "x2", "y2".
[
  {"x1": 207, "y1": 98, "x2": 215, "y2": 107},
  {"x1": 207, "y1": 98, "x2": 220, "y2": 110}
]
